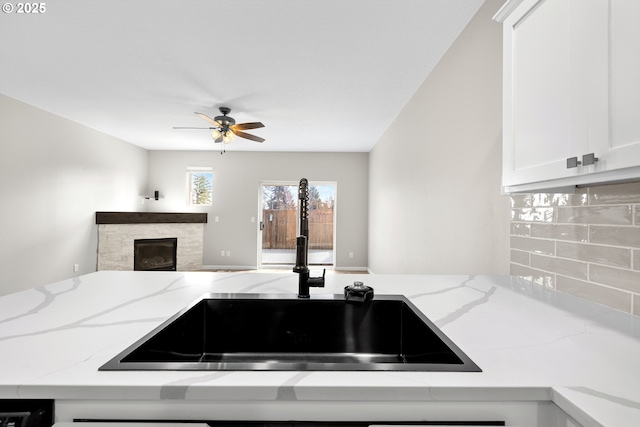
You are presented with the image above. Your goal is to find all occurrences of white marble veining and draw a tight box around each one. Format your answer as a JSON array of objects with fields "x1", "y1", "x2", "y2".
[{"x1": 0, "y1": 271, "x2": 639, "y2": 426}]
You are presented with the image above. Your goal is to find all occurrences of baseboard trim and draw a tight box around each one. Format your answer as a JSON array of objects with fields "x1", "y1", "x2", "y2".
[
  {"x1": 201, "y1": 265, "x2": 257, "y2": 271},
  {"x1": 201, "y1": 265, "x2": 372, "y2": 273},
  {"x1": 334, "y1": 266, "x2": 369, "y2": 272}
]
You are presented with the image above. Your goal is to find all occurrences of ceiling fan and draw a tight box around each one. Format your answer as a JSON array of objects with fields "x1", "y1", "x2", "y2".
[{"x1": 173, "y1": 107, "x2": 265, "y2": 150}]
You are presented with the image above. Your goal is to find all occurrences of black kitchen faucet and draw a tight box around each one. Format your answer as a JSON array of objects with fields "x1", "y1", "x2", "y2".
[{"x1": 293, "y1": 178, "x2": 325, "y2": 298}]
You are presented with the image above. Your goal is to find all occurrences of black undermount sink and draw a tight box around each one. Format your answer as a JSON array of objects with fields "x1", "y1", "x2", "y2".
[{"x1": 100, "y1": 293, "x2": 480, "y2": 372}]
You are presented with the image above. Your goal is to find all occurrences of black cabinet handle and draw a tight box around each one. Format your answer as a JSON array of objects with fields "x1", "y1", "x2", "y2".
[
  {"x1": 582, "y1": 153, "x2": 599, "y2": 166},
  {"x1": 567, "y1": 157, "x2": 581, "y2": 168},
  {"x1": 567, "y1": 154, "x2": 598, "y2": 168}
]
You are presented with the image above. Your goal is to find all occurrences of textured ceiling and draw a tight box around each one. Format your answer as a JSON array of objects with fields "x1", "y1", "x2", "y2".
[{"x1": 0, "y1": 0, "x2": 484, "y2": 152}]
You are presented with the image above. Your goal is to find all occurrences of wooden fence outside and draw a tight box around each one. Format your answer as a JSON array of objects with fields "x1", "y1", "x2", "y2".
[{"x1": 262, "y1": 209, "x2": 334, "y2": 250}]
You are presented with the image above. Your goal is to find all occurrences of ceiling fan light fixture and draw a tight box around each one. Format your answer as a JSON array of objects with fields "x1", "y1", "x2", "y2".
[
  {"x1": 223, "y1": 130, "x2": 235, "y2": 144},
  {"x1": 181, "y1": 107, "x2": 265, "y2": 147}
]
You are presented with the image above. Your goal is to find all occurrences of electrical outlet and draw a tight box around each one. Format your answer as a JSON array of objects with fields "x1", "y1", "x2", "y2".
[
  {"x1": 220, "y1": 250, "x2": 225, "y2": 257},
  {"x1": 226, "y1": 251, "x2": 231, "y2": 257},
  {"x1": 349, "y1": 252, "x2": 354, "y2": 259},
  {"x1": 73, "y1": 264, "x2": 79, "y2": 272}
]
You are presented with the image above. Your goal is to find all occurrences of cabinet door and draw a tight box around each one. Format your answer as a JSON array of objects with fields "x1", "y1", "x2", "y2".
[
  {"x1": 502, "y1": 0, "x2": 606, "y2": 189},
  {"x1": 594, "y1": 0, "x2": 640, "y2": 171}
]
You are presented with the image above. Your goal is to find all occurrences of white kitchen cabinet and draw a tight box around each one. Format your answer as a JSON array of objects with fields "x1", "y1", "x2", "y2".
[
  {"x1": 603, "y1": 0, "x2": 640, "y2": 172},
  {"x1": 495, "y1": 0, "x2": 640, "y2": 193}
]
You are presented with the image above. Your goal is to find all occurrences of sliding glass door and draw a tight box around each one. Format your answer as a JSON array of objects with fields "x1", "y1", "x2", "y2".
[{"x1": 259, "y1": 182, "x2": 336, "y2": 268}]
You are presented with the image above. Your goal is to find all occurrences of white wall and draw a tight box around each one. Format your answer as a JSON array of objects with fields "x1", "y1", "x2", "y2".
[
  {"x1": 146, "y1": 151, "x2": 368, "y2": 270},
  {"x1": 0, "y1": 94, "x2": 148, "y2": 295},
  {"x1": 368, "y1": 0, "x2": 510, "y2": 274}
]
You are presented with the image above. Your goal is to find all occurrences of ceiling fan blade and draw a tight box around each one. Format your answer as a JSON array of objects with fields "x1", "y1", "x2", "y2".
[
  {"x1": 231, "y1": 122, "x2": 265, "y2": 131},
  {"x1": 195, "y1": 112, "x2": 220, "y2": 127},
  {"x1": 234, "y1": 130, "x2": 265, "y2": 143},
  {"x1": 173, "y1": 126, "x2": 213, "y2": 129}
]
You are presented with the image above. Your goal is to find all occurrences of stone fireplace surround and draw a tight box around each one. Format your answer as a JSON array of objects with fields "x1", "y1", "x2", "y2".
[{"x1": 96, "y1": 212, "x2": 207, "y2": 271}]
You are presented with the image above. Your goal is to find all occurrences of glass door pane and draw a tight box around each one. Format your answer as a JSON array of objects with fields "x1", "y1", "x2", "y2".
[
  {"x1": 260, "y1": 184, "x2": 297, "y2": 265},
  {"x1": 306, "y1": 185, "x2": 335, "y2": 266}
]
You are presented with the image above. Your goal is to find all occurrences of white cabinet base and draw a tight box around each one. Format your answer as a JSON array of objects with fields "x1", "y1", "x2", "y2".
[{"x1": 55, "y1": 399, "x2": 578, "y2": 427}]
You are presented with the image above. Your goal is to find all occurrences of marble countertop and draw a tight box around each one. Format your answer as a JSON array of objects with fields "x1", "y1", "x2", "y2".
[{"x1": 0, "y1": 271, "x2": 639, "y2": 426}]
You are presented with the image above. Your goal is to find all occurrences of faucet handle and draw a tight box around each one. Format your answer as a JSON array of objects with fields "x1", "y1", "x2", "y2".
[{"x1": 307, "y1": 269, "x2": 325, "y2": 288}]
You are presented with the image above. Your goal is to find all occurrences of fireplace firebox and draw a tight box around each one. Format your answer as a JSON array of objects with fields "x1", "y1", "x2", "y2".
[{"x1": 134, "y1": 238, "x2": 178, "y2": 271}]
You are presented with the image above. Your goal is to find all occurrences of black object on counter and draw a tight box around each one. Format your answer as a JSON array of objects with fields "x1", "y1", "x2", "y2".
[{"x1": 344, "y1": 281, "x2": 374, "y2": 303}]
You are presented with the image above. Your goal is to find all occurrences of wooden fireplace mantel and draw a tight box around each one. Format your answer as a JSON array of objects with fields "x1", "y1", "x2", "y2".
[{"x1": 96, "y1": 212, "x2": 208, "y2": 224}]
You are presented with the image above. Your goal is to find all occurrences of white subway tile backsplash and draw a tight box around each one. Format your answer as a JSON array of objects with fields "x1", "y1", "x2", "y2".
[
  {"x1": 510, "y1": 263, "x2": 555, "y2": 288},
  {"x1": 510, "y1": 223, "x2": 531, "y2": 236},
  {"x1": 511, "y1": 249, "x2": 530, "y2": 265},
  {"x1": 530, "y1": 223, "x2": 588, "y2": 242},
  {"x1": 530, "y1": 254, "x2": 588, "y2": 280},
  {"x1": 511, "y1": 207, "x2": 554, "y2": 222},
  {"x1": 511, "y1": 236, "x2": 555, "y2": 255},
  {"x1": 556, "y1": 241, "x2": 631, "y2": 268},
  {"x1": 532, "y1": 192, "x2": 587, "y2": 207},
  {"x1": 510, "y1": 194, "x2": 531, "y2": 209},
  {"x1": 556, "y1": 205, "x2": 633, "y2": 225},
  {"x1": 589, "y1": 264, "x2": 640, "y2": 294},
  {"x1": 588, "y1": 182, "x2": 640, "y2": 204},
  {"x1": 556, "y1": 275, "x2": 631, "y2": 312},
  {"x1": 510, "y1": 181, "x2": 640, "y2": 316},
  {"x1": 590, "y1": 225, "x2": 640, "y2": 248}
]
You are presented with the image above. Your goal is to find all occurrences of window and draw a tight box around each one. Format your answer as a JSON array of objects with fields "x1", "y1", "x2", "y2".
[{"x1": 187, "y1": 167, "x2": 213, "y2": 206}]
